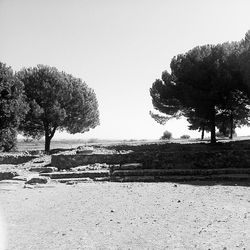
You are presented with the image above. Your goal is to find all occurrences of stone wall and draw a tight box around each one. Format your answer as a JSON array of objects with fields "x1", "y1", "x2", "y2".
[
  {"x1": 51, "y1": 149, "x2": 250, "y2": 170},
  {"x1": 0, "y1": 155, "x2": 37, "y2": 165},
  {"x1": 0, "y1": 171, "x2": 18, "y2": 180},
  {"x1": 51, "y1": 153, "x2": 144, "y2": 169}
]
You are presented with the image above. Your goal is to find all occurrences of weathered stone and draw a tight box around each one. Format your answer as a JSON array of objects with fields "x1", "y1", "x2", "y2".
[
  {"x1": 29, "y1": 166, "x2": 57, "y2": 173},
  {"x1": 76, "y1": 146, "x2": 94, "y2": 155},
  {"x1": 94, "y1": 177, "x2": 110, "y2": 182},
  {"x1": 112, "y1": 163, "x2": 143, "y2": 171},
  {"x1": 33, "y1": 160, "x2": 45, "y2": 163},
  {"x1": 0, "y1": 155, "x2": 38, "y2": 165},
  {"x1": 23, "y1": 184, "x2": 34, "y2": 189},
  {"x1": 0, "y1": 171, "x2": 18, "y2": 180},
  {"x1": 54, "y1": 178, "x2": 93, "y2": 183},
  {"x1": 25, "y1": 176, "x2": 50, "y2": 185},
  {"x1": 51, "y1": 150, "x2": 250, "y2": 170},
  {"x1": 72, "y1": 163, "x2": 109, "y2": 172},
  {"x1": 39, "y1": 167, "x2": 58, "y2": 173},
  {"x1": 12, "y1": 176, "x2": 28, "y2": 181},
  {"x1": 111, "y1": 168, "x2": 250, "y2": 177},
  {"x1": 65, "y1": 181, "x2": 76, "y2": 185},
  {"x1": 112, "y1": 174, "x2": 250, "y2": 182},
  {"x1": 40, "y1": 170, "x2": 109, "y2": 179}
]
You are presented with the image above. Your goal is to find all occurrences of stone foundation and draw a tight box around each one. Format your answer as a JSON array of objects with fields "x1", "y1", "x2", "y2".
[
  {"x1": 51, "y1": 150, "x2": 250, "y2": 170},
  {"x1": 0, "y1": 155, "x2": 37, "y2": 165}
]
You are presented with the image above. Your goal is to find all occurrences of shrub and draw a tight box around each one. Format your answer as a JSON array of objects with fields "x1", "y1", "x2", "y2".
[
  {"x1": 216, "y1": 131, "x2": 237, "y2": 139},
  {"x1": 0, "y1": 128, "x2": 17, "y2": 152},
  {"x1": 215, "y1": 131, "x2": 226, "y2": 138},
  {"x1": 160, "y1": 130, "x2": 172, "y2": 140},
  {"x1": 180, "y1": 134, "x2": 190, "y2": 139},
  {"x1": 0, "y1": 62, "x2": 28, "y2": 151}
]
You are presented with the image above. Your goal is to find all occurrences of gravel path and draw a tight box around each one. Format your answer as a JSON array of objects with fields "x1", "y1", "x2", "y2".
[{"x1": 0, "y1": 182, "x2": 250, "y2": 250}]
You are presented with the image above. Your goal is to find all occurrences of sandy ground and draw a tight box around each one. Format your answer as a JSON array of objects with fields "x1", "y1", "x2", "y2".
[{"x1": 0, "y1": 181, "x2": 250, "y2": 250}]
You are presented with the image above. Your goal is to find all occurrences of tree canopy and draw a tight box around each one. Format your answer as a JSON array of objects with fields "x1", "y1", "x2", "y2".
[
  {"x1": 17, "y1": 65, "x2": 100, "y2": 152},
  {"x1": 0, "y1": 62, "x2": 28, "y2": 151},
  {"x1": 150, "y1": 35, "x2": 250, "y2": 143}
]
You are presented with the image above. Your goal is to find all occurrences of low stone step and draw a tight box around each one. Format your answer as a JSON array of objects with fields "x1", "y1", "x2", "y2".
[
  {"x1": 52, "y1": 177, "x2": 110, "y2": 183},
  {"x1": 112, "y1": 174, "x2": 250, "y2": 182},
  {"x1": 40, "y1": 170, "x2": 109, "y2": 179},
  {"x1": 52, "y1": 178, "x2": 93, "y2": 183},
  {"x1": 111, "y1": 168, "x2": 250, "y2": 177},
  {"x1": 111, "y1": 163, "x2": 143, "y2": 172}
]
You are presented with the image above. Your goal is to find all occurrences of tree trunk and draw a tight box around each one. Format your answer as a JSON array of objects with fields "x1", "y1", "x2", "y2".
[
  {"x1": 45, "y1": 133, "x2": 51, "y2": 154},
  {"x1": 210, "y1": 107, "x2": 216, "y2": 144},
  {"x1": 201, "y1": 126, "x2": 205, "y2": 140},
  {"x1": 43, "y1": 123, "x2": 57, "y2": 154},
  {"x1": 229, "y1": 113, "x2": 233, "y2": 139}
]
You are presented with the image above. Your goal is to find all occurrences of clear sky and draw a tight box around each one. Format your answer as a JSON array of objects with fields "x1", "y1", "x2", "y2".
[{"x1": 1, "y1": 0, "x2": 250, "y2": 140}]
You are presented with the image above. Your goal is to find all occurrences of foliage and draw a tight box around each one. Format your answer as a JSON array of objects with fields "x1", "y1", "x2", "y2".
[
  {"x1": 150, "y1": 40, "x2": 250, "y2": 143},
  {"x1": 17, "y1": 65, "x2": 100, "y2": 152},
  {"x1": 239, "y1": 30, "x2": 250, "y2": 95},
  {"x1": 160, "y1": 130, "x2": 172, "y2": 140},
  {"x1": 0, "y1": 62, "x2": 28, "y2": 151},
  {"x1": 150, "y1": 72, "x2": 184, "y2": 121},
  {"x1": 180, "y1": 134, "x2": 190, "y2": 139},
  {"x1": 149, "y1": 111, "x2": 170, "y2": 125},
  {"x1": 0, "y1": 128, "x2": 17, "y2": 152}
]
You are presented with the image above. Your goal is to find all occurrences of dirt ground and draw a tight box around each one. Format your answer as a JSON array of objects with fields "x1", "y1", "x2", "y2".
[{"x1": 0, "y1": 181, "x2": 250, "y2": 250}]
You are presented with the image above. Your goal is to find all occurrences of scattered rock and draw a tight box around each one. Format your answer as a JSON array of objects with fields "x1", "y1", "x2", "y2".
[
  {"x1": 33, "y1": 160, "x2": 45, "y2": 164},
  {"x1": 66, "y1": 181, "x2": 76, "y2": 185},
  {"x1": 76, "y1": 146, "x2": 94, "y2": 155},
  {"x1": 39, "y1": 167, "x2": 58, "y2": 173},
  {"x1": 23, "y1": 184, "x2": 34, "y2": 189},
  {"x1": 25, "y1": 176, "x2": 50, "y2": 185},
  {"x1": 29, "y1": 167, "x2": 46, "y2": 172},
  {"x1": 119, "y1": 163, "x2": 143, "y2": 170},
  {"x1": 12, "y1": 176, "x2": 28, "y2": 181},
  {"x1": 94, "y1": 177, "x2": 110, "y2": 182}
]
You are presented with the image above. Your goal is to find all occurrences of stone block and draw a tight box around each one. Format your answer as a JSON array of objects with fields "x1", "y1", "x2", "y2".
[
  {"x1": 25, "y1": 176, "x2": 50, "y2": 185},
  {"x1": 0, "y1": 155, "x2": 37, "y2": 165},
  {"x1": 0, "y1": 171, "x2": 18, "y2": 180},
  {"x1": 29, "y1": 167, "x2": 57, "y2": 173},
  {"x1": 40, "y1": 170, "x2": 110, "y2": 179}
]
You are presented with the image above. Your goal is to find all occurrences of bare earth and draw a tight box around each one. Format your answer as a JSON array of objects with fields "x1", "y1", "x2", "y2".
[{"x1": 0, "y1": 181, "x2": 250, "y2": 250}]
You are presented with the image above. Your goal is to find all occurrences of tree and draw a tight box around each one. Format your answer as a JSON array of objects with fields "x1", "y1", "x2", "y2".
[
  {"x1": 217, "y1": 89, "x2": 250, "y2": 139},
  {"x1": 151, "y1": 42, "x2": 249, "y2": 143},
  {"x1": 213, "y1": 41, "x2": 250, "y2": 138},
  {"x1": 186, "y1": 110, "x2": 210, "y2": 140},
  {"x1": 160, "y1": 130, "x2": 172, "y2": 140},
  {"x1": 0, "y1": 62, "x2": 28, "y2": 151},
  {"x1": 170, "y1": 45, "x2": 227, "y2": 143},
  {"x1": 17, "y1": 65, "x2": 100, "y2": 153},
  {"x1": 240, "y1": 30, "x2": 250, "y2": 97},
  {"x1": 150, "y1": 71, "x2": 185, "y2": 124}
]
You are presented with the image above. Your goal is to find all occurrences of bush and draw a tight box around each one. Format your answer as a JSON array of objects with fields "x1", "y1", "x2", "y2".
[
  {"x1": 0, "y1": 128, "x2": 17, "y2": 152},
  {"x1": 160, "y1": 130, "x2": 172, "y2": 140},
  {"x1": 216, "y1": 131, "x2": 237, "y2": 139},
  {"x1": 180, "y1": 134, "x2": 190, "y2": 139},
  {"x1": 215, "y1": 131, "x2": 226, "y2": 138}
]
